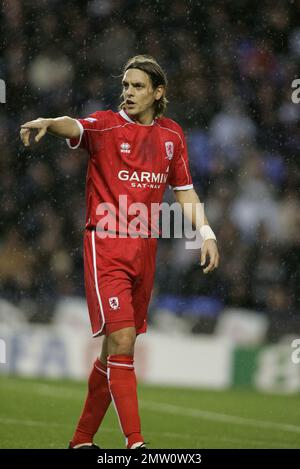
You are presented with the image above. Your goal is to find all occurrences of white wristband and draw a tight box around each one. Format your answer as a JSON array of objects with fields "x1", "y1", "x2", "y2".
[{"x1": 199, "y1": 225, "x2": 217, "y2": 242}]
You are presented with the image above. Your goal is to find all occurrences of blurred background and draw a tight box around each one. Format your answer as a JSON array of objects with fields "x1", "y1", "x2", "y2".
[{"x1": 1, "y1": 0, "x2": 300, "y2": 396}]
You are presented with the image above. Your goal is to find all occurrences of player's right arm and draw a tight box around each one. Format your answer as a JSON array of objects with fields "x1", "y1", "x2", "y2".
[{"x1": 20, "y1": 117, "x2": 80, "y2": 147}]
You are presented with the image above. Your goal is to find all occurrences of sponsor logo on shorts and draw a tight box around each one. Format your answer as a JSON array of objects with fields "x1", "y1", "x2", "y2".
[{"x1": 109, "y1": 296, "x2": 120, "y2": 310}]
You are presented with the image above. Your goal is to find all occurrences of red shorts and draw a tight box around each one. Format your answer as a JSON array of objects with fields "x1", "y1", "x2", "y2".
[{"x1": 84, "y1": 229, "x2": 157, "y2": 337}]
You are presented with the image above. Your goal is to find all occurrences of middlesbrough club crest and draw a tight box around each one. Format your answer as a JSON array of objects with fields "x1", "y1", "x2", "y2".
[
  {"x1": 165, "y1": 141, "x2": 174, "y2": 160},
  {"x1": 109, "y1": 297, "x2": 120, "y2": 310}
]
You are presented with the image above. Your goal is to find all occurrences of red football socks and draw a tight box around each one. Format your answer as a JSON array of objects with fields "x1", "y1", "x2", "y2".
[
  {"x1": 70, "y1": 358, "x2": 111, "y2": 447},
  {"x1": 107, "y1": 354, "x2": 144, "y2": 448}
]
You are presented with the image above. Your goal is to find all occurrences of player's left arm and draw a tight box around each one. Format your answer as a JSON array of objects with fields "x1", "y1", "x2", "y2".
[{"x1": 174, "y1": 188, "x2": 220, "y2": 274}]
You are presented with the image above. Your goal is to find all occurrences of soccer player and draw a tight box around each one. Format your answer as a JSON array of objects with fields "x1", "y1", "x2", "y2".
[{"x1": 20, "y1": 55, "x2": 219, "y2": 449}]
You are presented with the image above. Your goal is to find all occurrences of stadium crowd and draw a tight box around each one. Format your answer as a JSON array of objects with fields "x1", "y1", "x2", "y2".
[{"x1": 0, "y1": 0, "x2": 299, "y2": 335}]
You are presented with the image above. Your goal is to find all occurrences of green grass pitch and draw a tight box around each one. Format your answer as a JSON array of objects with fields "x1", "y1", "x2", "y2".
[{"x1": 0, "y1": 375, "x2": 300, "y2": 449}]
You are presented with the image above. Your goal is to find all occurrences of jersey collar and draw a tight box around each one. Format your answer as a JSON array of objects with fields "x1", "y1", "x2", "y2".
[{"x1": 119, "y1": 109, "x2": 154, "y2": 126}]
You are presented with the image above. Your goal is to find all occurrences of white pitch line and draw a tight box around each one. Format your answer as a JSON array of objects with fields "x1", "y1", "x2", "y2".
[
  {"x1": 140, "y1": 400, "x2": 300, "y2": 435},
  {"x1": 32, "y1": 384, "x2": 83, "y2": 399},
  {"x1": 0, "y1": 417, "x2": 292, "y2": 448},
  {"x1": 0, "y1": 417, "x2": 296, "y2": 448},
  {"x1": 2, "y1": 382, "x2": 300, "y2": 438},
  {"x1": 0, "y1": 417, "x2": 70, "y2": 428},
  {"x1": 153, "y1": 431, "x2": 295, "y2": 448},
  {"x1": 0, "y1": 416, "x2": 115, "y2": 433}
]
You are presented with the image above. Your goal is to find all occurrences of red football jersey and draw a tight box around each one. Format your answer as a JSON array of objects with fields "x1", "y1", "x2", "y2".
[{"x1": 67, "y1": 109, "x2": 193, "y2": 236}]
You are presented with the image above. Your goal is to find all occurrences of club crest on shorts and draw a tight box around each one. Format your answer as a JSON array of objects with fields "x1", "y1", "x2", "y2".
[
  {"x1": 109, "y1": 296, "x2": 120, "y2": 310},
  {"x1": 165, "y1": 141, "x2": 174, "y2": 160}
]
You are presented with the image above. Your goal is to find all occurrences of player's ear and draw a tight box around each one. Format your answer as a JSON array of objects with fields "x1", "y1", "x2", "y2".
[{"x1": 155, "y1": 85, "x2": 164, "y2": 101}]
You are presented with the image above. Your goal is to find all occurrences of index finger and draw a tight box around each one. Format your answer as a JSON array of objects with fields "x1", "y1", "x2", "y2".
[{"x1": 21, "y1": 120, "x2": 43, "y2": 129}]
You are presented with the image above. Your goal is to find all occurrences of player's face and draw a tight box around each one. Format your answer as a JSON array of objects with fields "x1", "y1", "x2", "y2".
[{"x1": 122, "y1": 69, "x2": 163, "y2": 122}]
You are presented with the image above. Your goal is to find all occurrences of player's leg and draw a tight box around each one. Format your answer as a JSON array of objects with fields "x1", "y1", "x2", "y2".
[
  {"x1": 69, "y1": 230, "x2": 112, "y2": 448},
  {"x1": 106, "y1": 326, "x2": 145, "y2": 449},
  {"x1": 69, "y1": 336, "x2": 111, "y2": 448},
  {"x1": 107, "y1": 237, "x2": 158, "y2": 449},
  {"x1": 80, "y1": 232, "x2": 145, "y2": 448}
]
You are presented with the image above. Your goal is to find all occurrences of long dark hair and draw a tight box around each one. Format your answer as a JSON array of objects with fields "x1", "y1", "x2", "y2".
[{"x1": 119, "y1": 55, "x2": 168, "y2": 118}]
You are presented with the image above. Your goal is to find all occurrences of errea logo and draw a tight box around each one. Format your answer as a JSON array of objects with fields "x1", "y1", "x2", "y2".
[{"x1": 120, "y1": 142, "x2": 131, "y2": 154}]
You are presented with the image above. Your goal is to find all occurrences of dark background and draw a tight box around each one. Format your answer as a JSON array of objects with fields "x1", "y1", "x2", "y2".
[{"x1": 1, "y1": 0, "x2": 300, "y2": 340}]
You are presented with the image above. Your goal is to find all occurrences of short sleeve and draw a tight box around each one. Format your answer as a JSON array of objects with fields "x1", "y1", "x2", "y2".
[
  {"x1": 66, "y1": 112, "x2": 103, "y2": 153},
  {"x1": 168, "y1": 126, "x2": 193, "y2": 191}
]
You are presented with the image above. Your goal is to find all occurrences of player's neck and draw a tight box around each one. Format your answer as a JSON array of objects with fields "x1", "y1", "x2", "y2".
[
  {"x1": 135, "y1": 115, "x2": 154, "y2": 125},
  {"x1": 132, "y1": 108, "x2": 155, "y2": 126}
]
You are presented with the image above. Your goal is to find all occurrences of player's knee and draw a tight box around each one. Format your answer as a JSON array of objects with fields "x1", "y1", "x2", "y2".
[{"x1": 107, "y1": 327, "x2": 136, "y2": 355}]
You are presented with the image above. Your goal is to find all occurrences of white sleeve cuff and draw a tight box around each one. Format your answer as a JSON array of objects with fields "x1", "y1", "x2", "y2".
[
  {"x1": 170, "y1": 184, "x2": 194, "y2": 191},
  {"x1": 66, "y1": 120, "x2": 84, "y2": 149},
  {"x1": 200, "y1": 225, "x2": 217, "y2": 241}
]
